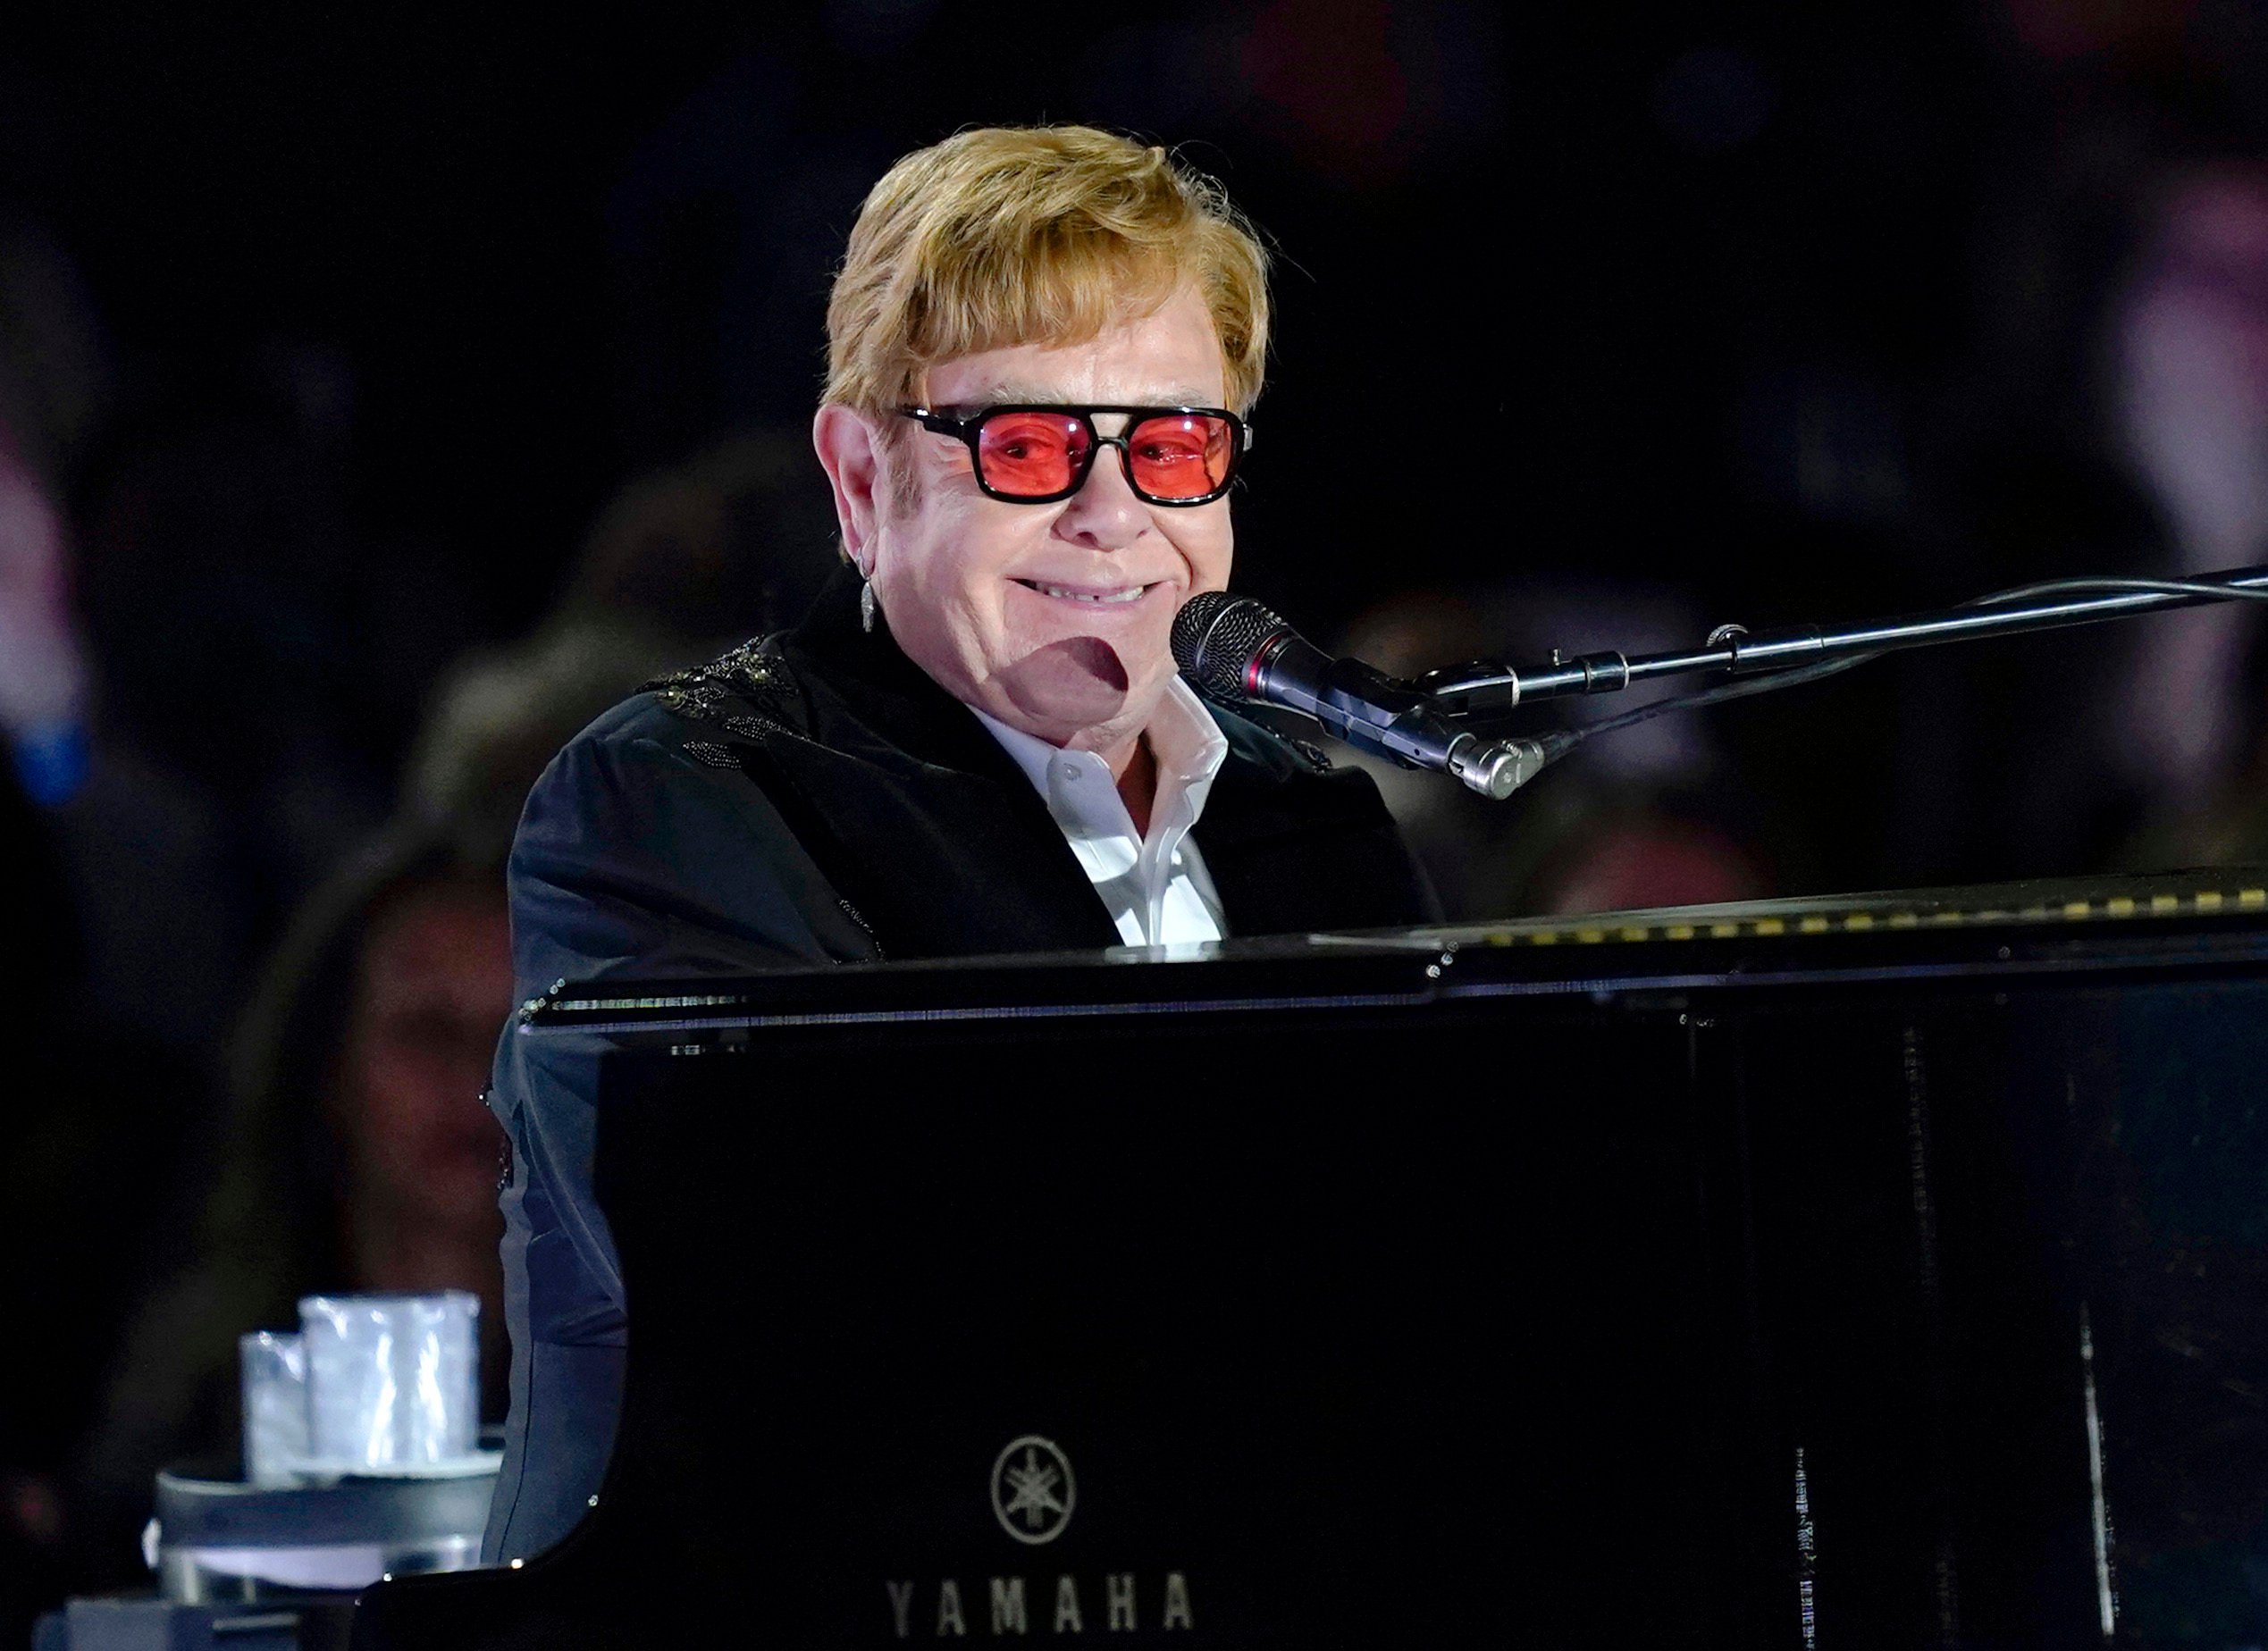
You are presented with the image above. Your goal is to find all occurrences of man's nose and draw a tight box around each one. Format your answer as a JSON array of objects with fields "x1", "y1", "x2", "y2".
[{"x1": 1055, "y1": 440, "x2": 1147, "y2": 549}]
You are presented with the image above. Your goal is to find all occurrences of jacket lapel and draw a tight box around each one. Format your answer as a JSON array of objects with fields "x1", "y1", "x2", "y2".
[
  {"x1": 754, "y1": 574, "x2": 1123, "y2": 960},
  {"x1": 1195, "y1": 725, "x2": 1444, "y2": 936}
]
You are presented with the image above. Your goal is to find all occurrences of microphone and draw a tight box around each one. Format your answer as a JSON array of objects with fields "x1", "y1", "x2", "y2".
[{"x1": 1172, "y1": 591, "x2": 1544, "y2": 800}]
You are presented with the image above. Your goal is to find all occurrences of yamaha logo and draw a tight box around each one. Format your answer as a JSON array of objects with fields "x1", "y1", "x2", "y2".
[
  {"x1": 991, "y1": 1436, "x2": 1076, "y2": 1545},
  {"x1": 883, "y1": 1442, "x2": 1193, "y2": 1637}
]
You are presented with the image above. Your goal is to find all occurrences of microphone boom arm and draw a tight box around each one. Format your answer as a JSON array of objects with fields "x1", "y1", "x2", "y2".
[{"x1": 1418, "y1": 565, "x2": 2268, "y2": 711}]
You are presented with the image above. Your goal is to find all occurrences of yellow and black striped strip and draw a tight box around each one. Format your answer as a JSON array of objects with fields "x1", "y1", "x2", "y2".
[{"x1": 1461, "y1": 884, "x2": 2268, "y2": 948}]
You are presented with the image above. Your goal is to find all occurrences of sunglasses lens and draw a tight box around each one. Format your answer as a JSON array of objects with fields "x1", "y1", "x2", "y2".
[
  {"x1": 1128, "y1": 414, "x2": 1237, "y2": 500},
  {"x1": 976, "y1": 412, "x2": 1091, "y2": 497}
]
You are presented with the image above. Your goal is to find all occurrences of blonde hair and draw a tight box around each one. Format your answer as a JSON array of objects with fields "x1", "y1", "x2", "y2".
[{"x1": 825, "y1": 126, "x2": 1271, "y2": 418}]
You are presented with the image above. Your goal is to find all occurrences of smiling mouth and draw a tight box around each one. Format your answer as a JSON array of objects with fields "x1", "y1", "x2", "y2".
[{"x1": 1013, "y1": 579, "x2": 1160, "y2": 605}]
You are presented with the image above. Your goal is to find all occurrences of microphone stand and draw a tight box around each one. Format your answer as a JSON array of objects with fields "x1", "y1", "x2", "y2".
[
  {"x1": 1406, "y1": 563, "x2": 2268, "y2": 798},
  {"x1": 1418, "y1": 563, "x2": 2268, "y2": 711}
]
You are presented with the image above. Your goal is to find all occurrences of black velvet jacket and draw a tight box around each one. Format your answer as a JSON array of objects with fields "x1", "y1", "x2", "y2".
[
  {"x1": 481, "y1": 568, "x2": 1437, "y2": 1563},
  {"x1": 626, "y1": 567, "x2": 1435, "y2": 959}
]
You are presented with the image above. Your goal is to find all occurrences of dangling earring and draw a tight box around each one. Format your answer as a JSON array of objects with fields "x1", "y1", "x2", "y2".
[{"x1": 860, "y1": 573, "x2": 879, "y2": 634}]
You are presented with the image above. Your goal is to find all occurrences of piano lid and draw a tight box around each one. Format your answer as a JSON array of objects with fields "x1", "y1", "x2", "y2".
[{"x1": 517, "y1": 862, "x2": 2268, "y2": 1039}]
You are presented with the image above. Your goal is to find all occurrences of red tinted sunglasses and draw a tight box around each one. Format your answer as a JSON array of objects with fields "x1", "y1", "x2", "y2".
[{"x1": 898, "y1": 405, "x2": 1251, "y2": 506}]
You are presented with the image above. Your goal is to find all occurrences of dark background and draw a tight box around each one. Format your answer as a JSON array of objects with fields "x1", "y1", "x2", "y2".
[
  {"x1": 15, "y1": 0, "x2": 2268, "y2": 911},
  {"x1": 10, "y1": 0, "x2": 2268, "y2": 1637}
]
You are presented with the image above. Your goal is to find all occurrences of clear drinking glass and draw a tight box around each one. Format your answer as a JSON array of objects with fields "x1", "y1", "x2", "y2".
[
  {"x1": 298, "y1": 1292, "x2": 480, "y2": 1471},
  {"x1": 238, "y1": 1330, "x2": 308, "y2": 1487}
]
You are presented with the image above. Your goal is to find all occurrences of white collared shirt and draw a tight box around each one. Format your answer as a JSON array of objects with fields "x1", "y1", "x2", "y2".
[{"x1": 970, "y1": 679, "x2": 1230, "y2": 947}]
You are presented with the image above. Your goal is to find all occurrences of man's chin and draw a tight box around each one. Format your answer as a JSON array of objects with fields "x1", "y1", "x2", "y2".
[{"x1": 998, "y1": 636, "x2": 1138, "y2": 733}]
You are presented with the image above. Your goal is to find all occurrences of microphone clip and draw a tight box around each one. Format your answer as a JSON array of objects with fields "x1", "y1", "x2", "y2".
[
  {"x1": 1278, "y1": 650, "x2": 1546, "y2": 800},
  {"x1": 1174, "y1": 590, "x2": 1550, "y2": 800}
]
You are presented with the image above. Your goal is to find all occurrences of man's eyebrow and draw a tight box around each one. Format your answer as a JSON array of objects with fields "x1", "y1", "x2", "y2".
[{"x1": 939, "y1": 385, "x2": 1222, "y2": 408}]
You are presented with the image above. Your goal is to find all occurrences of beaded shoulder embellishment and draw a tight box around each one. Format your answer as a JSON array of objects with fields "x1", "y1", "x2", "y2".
[
  {"x1": 682, "y1": 740, "x2": 743, "y2": 770},
  {"x1": 649, "y1": 635, "x2": 793, "y2": 726}
]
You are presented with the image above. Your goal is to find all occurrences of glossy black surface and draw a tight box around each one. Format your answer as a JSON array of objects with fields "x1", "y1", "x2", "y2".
[{"x1": 358, "y1": 867, "x2": 2268, "y2": 1647}]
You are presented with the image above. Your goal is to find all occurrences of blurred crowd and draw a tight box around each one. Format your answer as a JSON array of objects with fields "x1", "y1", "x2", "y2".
[
  {"x1": 0, "y1": 328, "x2": 839, "y2": 1627},
  {"x1": 8, "y1": 0, "x2": 2268, "y2": 1637}
]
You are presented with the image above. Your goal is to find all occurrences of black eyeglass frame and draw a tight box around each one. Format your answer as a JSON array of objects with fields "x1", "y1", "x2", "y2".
[{"x1": 896, "y1": 404, "x2": 1253, "y2": 507}]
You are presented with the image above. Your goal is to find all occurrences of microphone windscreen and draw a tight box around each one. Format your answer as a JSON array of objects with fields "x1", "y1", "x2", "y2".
[{"x1": 1172, "y1": 591, "x2": 1288, "y2": 700}]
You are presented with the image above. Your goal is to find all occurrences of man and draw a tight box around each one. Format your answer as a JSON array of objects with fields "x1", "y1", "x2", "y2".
[{"x1": 483, "y1": 125, "x2": 1437, "y2": 1562}]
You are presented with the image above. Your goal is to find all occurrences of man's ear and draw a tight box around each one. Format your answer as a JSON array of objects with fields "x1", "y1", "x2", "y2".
[{"x1": 812, "y1": 405, "x2": 886, "y2": 572}]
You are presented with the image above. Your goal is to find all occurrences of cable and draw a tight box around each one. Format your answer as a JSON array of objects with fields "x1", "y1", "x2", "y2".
[
  {"x1": 1473, "y1": 573, "x2": 2268, "y2": 776},
  {"x1": 1968, "y1": 574, "x2": 2268, "y2": 608}
]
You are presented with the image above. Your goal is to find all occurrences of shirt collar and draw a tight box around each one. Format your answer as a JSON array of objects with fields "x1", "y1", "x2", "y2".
[{"x1": 970, "y1": 678, "x2": 1229, "y2": 829}]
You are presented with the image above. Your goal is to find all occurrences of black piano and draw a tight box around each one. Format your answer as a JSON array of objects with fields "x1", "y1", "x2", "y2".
[{"x1": 354, "y1": 867, "x2": 2268, "y2": 1648}]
